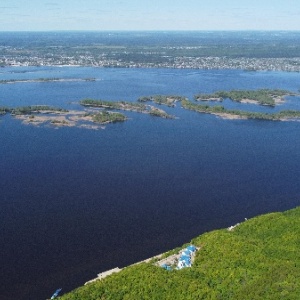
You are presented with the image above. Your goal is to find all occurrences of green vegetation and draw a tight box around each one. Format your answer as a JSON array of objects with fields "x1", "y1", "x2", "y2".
[
  {"x1": 80, "y1": 99, "x2": 174, "y2": 119},
  {"x1": 148, "y1": 107, "x2": 174, "y2": 118},
  {"x1": 80, "y1": 98, "x2": 147, "y2": 112},
  {"x1": 60, "y1": 206, "x2": 300, "y2": 300},
  {"x1": 1, "y1": 89, "x2": 300, "y2": 125},
  {"x1": 10, "y1": 105, "x2": 68, "y2": 115},
  {"x1": 138, "y1": 95, "x2": 187, "y2": 107},
  {"x1": 194, "y1": 89, "x2": 292, "y2": 106},
  {"x1": 90, "y1": 111, "x2": 126, "y2": 124},
  {"x1": 0, "y1": 106, "x2": 11, "y2": 115},
  {"x1": 181, "y1": 99, "x2": 300, "y2": 121},
  {"x1": 50, "y1": 119, "x2": 69, "y2": 125}
]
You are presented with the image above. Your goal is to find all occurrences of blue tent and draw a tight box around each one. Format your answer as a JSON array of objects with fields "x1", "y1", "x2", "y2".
[
  {"x1": 187, "y1": 245, "x2": 197, "y2": 252},
  {"x1": 179, "y1": 255, "x2": 191, "y2": 262},
  {"x1": 182, "y1": 250, "x2": 191, "y2": 256}
]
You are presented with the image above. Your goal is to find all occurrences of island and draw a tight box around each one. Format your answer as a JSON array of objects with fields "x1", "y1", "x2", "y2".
[
  {"x1": 10, "y1": 105, "x2": 68, "y2": 115},
  {"x1": 0, "y1": 98, "x2": 173, "y2": 129},
  {"x1": 0, "y1": 77, "x2": 96, "y2": 84},
  {"x1": 59, "y1": 206, "x2": 300, "y2": 299},
  {"x1": 138, "y1": 95, "x2": 187, "y2": 107},
  {"x1": 80, "y1": 98, "x2": 175, "y2": 119},
  {"x1": 194, "y1": 89, "x2": 294, "y2": 106},
  {"x1": 0, "y1": 105, "x2": 126, "y2": 129},
  {"x1": 89, "y1": 111, "x2": 126, "y2": 124},
  {"x1": 181, "y1": 99, "x2": 300, "y2": 121},
  {"x1": 1, "y1": 89, "x2": 300, "y2": 129}
]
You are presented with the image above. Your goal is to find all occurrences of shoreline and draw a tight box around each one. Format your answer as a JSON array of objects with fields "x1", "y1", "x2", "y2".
[
  {"x1": 0, "y1": 78, "x2": 96, "y2": 84},
  {"x1": 84, "y1": 245, "x2": 200, "y2": 285}
]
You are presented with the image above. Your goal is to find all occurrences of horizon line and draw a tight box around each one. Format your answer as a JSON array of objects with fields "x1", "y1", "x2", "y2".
[{"x1": 1, "y1": 29, "x2": 300, "y2": 33}]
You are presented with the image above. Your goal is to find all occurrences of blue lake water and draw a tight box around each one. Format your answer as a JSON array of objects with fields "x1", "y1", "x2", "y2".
[{"x1": 1, "y1": 67, "x2": 300, "y2": 300}]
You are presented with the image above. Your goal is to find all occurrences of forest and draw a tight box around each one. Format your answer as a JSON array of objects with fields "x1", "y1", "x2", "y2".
[{"x1": 60, "y1": 206, "x2": 300, "y2": 300}]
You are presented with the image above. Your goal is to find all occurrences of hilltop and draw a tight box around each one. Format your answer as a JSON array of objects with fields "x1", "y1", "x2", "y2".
[{"x1": 60, "y1": 206, "x2": 300, "y2": 300}]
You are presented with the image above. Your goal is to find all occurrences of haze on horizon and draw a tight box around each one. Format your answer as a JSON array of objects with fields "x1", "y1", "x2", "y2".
[{"x1": 0, "y1": 0, "x2": 300, "y2": 32}]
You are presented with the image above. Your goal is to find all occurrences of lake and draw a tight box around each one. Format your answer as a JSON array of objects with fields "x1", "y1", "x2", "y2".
[{"x1": 1, "y1": 67, "x2": 300, "y2": 300}]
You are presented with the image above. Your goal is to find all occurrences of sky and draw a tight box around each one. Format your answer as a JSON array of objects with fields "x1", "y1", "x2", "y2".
[{"x1": 0, "y1": 0, "x2": 300, "y2": 31}]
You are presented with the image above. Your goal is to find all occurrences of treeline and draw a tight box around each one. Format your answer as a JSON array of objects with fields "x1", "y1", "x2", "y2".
[
  {"x1": 0, "y1": 106, "x2": 11, "y2": 115},
  {"x1": 194, "y1": 89, "x2": 292, "y2": 106},
  {"x1": 138, "y1": 95, "x2": 187, "y2": 107},
  {"x1": 11, "y1": 105, "x2": 68, "y2": 115},
  {"x1": 90, "y1": 111, "x2": 126, "y2": 124},
  {"x1": 0, "y1": 105, "x2": 67, "y2": 116},
  {"x1": 60, "y1": 206, "x2": 300, "y2": 299},
  {"x1": 80, "y1": 98, "x2": 147, "y2": 111}
]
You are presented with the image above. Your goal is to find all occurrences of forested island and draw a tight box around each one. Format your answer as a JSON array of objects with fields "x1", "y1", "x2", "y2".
[
  {"x1": 0, "y1": 99, "x2": 173, "y2": 129},
  {"x1": 80, "y1": 98, "x2": 175, "y2": 119},
  {"x1": 181, "y1": 100, "x2": 300, "y2": 121},
  {"x1": 0, "y1": 105, "x2": 127, "y2": 128},
  {"x1": 90, "y1": 111, "x2": 126, "y2": 124},
  {"x1": 1, "y1": 105, "x2": 67, "y2": 115},
  {"x1": 194, "y1": 89, "x2": 293, "y2": 106},
  {"x1": 1, "y1": 89, "x2": 300, "y2": 128},
  {"x1": 138, "y1": 95, "x2": 187, "y2": 107},
  {"x1": 59, "y1": 206, "x2": 300, "y2": 299},
  {"x1": 134, "y1": 89, "x2": 300, "y2": 121}
]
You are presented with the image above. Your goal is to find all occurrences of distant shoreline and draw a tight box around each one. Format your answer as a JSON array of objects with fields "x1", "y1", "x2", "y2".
[{"x1": 0, "y1": 77, "x2": 96, "y2": 84}]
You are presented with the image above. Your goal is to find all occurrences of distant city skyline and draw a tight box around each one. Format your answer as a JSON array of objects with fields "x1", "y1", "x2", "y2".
[{"x1": 1, "y1": 0, "x2": 300, "y2": 31}]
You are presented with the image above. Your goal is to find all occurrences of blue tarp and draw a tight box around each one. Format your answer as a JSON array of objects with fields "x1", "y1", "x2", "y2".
[
  {"x1": 187, "y1": 245, "x2": 197, "y2": 252},
  {"x1": 179, "y1": 255, "x2": 190, "y2": 261}
]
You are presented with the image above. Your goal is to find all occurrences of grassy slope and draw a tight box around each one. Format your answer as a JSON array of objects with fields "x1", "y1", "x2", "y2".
[{"x1": 60, "y1": 207, "x2": 300, "y2": 300}]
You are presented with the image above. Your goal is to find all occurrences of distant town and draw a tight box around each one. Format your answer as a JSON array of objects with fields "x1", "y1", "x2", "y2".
[
  {"x1": 1, "y1": 47, "x2": 300, "y2": 72},
  {"x1": 1, "y1": 31, "x2": 300, "y2": 71}
]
